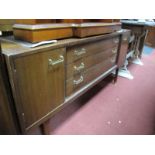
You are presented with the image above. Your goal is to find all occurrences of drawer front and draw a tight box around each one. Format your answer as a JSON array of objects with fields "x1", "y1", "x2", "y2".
[
  {"x1": 66, "y1": 54, "x2": 117, "y2": 96},
  {"x1": 66, "y1": 46, "x2": 118, "y2": 80},
  {"x1": 66, "y1": 36, "x2": 119, "y2": 64}
]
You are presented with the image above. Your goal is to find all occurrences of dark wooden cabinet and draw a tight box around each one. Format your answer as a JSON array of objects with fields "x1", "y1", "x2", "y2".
[{"x1": 0, "y1": 29, "x2": 130, "y2": 134}]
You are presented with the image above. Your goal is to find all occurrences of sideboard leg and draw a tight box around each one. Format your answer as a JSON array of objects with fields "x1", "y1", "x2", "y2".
[
  {"x1": 40, "y1": 124, "x2": 46, "y2": 135},
  {"x1": 40, "y1": 122, "x2": 50, "y2": 135},
  {"x1": 40, "y1": 124, "x2": 48, "y2": 135},
  {"x1": 113, "y1": 68, "x2": 119, "y2": 83}
]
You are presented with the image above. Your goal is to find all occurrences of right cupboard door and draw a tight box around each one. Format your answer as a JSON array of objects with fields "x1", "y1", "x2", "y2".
[{"x1": 13, "y1": 48, "x2": 65, "y2": 131}]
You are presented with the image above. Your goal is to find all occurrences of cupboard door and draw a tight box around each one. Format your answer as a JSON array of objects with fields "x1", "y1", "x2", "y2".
[{"x1": 14, "y1": 48, "x2": 65, "y2": 129}]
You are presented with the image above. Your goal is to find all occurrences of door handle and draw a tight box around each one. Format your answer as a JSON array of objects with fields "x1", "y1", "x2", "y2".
[{"x1": 48, "y1": 55, "x2": 64, "y2": 66}]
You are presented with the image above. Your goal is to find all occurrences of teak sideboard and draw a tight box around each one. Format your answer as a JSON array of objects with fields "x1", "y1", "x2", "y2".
[{"x1": 0, "y1": 29, "x2": 130, "y2": 134}]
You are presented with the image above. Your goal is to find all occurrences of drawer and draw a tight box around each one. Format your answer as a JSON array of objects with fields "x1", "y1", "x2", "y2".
[
  {"x1": 66, "y1": 46, "x2": 118, "y2": 79},
  {"x1": 66, "y1": 54, "x2": 117, "y2": 96},
  {"x1": 66, "y1": 36, "x2": 119, "y2": 64}
]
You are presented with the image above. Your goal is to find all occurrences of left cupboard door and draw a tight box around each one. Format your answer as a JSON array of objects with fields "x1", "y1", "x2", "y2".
[{"x1": 13, "y1": 48, "x2": 65, "y2": 131}]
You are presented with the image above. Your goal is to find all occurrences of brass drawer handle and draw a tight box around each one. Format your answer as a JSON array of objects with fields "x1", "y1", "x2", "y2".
[
  {"x1": 48, "y1": 55, "x2": 64, "y2": 66},
  {"x1": 113, "y1": 38, "x2": 119, "y2": 44},
  {"x1": 111, "y1": 57, "x2": 116, "y2": 63},
  {"x1": 112, "y1": 48, "x2": 117, "y2": 54},
  {"x1": 74, "y1": 62, "x2": 85, "y2": 72},
  {"x1": 73, "y1": 76, "x2": 84, "y2": 85},
  {"x1": 74, "y1": 48, "x2": 86, "y2": 56}
]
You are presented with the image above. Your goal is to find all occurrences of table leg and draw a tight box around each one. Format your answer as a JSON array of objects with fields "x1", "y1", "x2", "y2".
[{"x1": 132, "y1": 30, "x2": 147, "y2": 66}]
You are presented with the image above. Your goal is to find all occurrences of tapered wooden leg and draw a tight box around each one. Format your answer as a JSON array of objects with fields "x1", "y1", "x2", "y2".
[
  {"x1": 113, "y1": 68, "x2": 119, "y2": 84},
  {"x1": 40, "y1": 120, "x2": 50, "y2": 135},
  {"x1": 40, "y1": 124, "x2": 46, "y2": 135}
]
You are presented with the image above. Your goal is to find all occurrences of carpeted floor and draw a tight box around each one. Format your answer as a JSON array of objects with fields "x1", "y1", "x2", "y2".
[{"x1": 45, "y1": 50, "x2": 155, "y2": 135}]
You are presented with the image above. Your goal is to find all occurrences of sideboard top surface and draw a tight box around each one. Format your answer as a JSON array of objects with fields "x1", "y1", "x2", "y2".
[{"x1": 0, "y1": 29, "x2": 129, "y2": 58}]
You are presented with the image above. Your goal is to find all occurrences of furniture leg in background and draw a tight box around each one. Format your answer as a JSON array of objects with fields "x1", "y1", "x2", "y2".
[
  {"x1": 132, "y1": 30, "x2": 147, "y2": 66},
  {"x1": 117, "y1": 33, "x2": 134, "y2": 80},
  {"x1": 116, "y1": 29, "x2": 134, "y2": 80},
  {"x1": 118, "y1": 58, "x2": 134, "y2": 80}
]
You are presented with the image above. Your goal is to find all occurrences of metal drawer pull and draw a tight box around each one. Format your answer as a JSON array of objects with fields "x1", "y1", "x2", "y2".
[
  {"x1": 113, "y1": 38, "x2": 119, "y2": 44},
  {"x1": 111, "y1": 57, "x2": 116, "y2": 63},
  {"x1": 112, "y1": 48, "x2": 117, "y2": 54},
  {"x1": 74, "y1": 48, "x2": 86, "y2": 56},
  {"x1": 48, "y1": 55, "x2": 64, "y2": 66},
  {"x1": 73, "y1": 76, "x2": 84, "y2": 85},
  {"x1": 74, "y1": 62, "x2": 85, "y2": 72}
]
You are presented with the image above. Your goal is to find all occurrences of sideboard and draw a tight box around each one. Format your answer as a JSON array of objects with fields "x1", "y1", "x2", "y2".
[{"x1": 0, "y1": 29, "x2": 130, "y2": 134}]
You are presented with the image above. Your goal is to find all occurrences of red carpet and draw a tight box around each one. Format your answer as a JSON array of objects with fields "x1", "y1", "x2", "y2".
[{"x1": 45, "y1": 51, "x2": 155, "y2": 135}]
